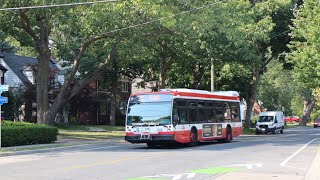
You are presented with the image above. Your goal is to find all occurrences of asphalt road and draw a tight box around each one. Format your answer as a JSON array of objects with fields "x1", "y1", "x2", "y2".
[{"x1": 0, "y1": 126, "x2": 319, "y2": 180}]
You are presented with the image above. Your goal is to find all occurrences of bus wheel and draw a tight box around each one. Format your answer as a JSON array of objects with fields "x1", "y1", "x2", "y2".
[
  {"x1": 223, "y1": 128, "x2": 232, "y2": 143},
  {"x1": 147, "y1": 142, "x2": 156, "y2": 148},
  {"x1": 189, "y1": 128, "x2": 198, "y2": 146}
]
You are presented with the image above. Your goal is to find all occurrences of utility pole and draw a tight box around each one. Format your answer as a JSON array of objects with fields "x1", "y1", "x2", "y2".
[{"x1": 211, "y1": 60, "x2": 215, "y2": 91}]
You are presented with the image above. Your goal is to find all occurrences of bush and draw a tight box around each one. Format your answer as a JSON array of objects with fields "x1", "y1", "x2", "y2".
[{"x1": 1, "y1": 121, "x2": 58, "y2": 147}]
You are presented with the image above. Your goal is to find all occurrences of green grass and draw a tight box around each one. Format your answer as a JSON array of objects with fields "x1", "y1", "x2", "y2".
[
  {"x1": 242, "y1": 127, "x2": 256, "y2": 135},
  {"x1": 55, "y1": 124, "x2": 125, "y2": 131},
  {"x1": 285, "y1": 123, "x2": 299, "y2": 129},
  {"x1": 55, "y1": 124, "x2": 125, "y2": 140}
]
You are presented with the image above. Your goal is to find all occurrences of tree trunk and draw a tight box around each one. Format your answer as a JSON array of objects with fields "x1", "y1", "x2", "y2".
[
  {"x1": 193, "y1": 63, "x2": 201, "y2": 88},
  {"x1": 46, "y1": 44, "x2": 117, "y2": 124},
  {"x1": 109, "y1": 45, "x2": 118, "y2": 126},
  {"x1": 159, "y1": 66, "x2": 167, "y2": 89},
  {"x1": 300, "y1": 98, "x2": 315, "y2": 125},
  {"x1": 159, "y1": 56, "x2": 169, "y2": 89},
  {"x1": 36, "y1": 53, "x2": 50, "y2": 124},
  {"x1": 244, "y1": 65, "x2": 260, "y2": 127},
  {"x1": 109, "y1": 91, "x2": 117, "y2": 126}
]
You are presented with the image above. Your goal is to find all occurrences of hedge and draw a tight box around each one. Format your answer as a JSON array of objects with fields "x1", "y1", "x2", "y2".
[{"x1": 1, "y1": 121, "x2": 58, "y2": 147}]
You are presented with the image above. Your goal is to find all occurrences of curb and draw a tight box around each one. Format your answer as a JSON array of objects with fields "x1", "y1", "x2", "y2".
[{"x1": 305, "y1": 147, "x2": 320, "y2": 180}]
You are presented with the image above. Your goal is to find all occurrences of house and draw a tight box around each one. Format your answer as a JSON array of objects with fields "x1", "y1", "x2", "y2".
[
  {"x1": 0, "y1": 53, "x2": 61, "y2": 88},
  {"x1": 70, "y1": 78, "x2": 132, "y2": 125},
  {"x1": 0, "y1": 53, "x2": 62, "y2": 122},
  {"x1": 0, "y1": 53, "x2": 132, "y2": 124},
  {"x1": 0, "y1": 53, "x2": 7, "y2": 85}
]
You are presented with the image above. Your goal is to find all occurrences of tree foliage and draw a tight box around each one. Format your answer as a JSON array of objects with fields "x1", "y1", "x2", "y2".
[{"x1": 287, "y1": 0, "x2": 320, "y2": 124}]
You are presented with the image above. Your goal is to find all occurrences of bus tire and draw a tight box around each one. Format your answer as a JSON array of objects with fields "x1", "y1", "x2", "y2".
[
  {"x1": 147, "y1": 142, "x2": 156, "y2": 148},
  {"x1": 188, "y1": 128, "x2": 198, "y2": 146},
  {"x1": 223, "y1": 127, "x2": 232, "y2": 143}
]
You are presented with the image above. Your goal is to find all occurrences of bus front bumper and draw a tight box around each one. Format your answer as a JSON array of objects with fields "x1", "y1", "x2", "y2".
[{"x1": 125, "y1": 134, "x2": 175, "y2": 144}]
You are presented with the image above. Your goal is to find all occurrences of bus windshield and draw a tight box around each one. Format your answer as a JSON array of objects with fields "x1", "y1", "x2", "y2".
[
  {"x1": 126, "y1": 94, "x2": 173, "y2": 126},
  {"x1": 258, "y1": 116, "x2": 274, "y2": 122}
]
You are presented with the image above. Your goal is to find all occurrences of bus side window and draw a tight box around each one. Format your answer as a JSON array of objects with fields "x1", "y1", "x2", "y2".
[
  {"x1": 216, "y1": 109, "x2": 224, "y2": 123},
  {"x1": 178, "y1": 108, "x2": 188, "y2": 124},
  {"x1": 231, "y1": 102, "x2": 240, "y2": 122},
  {"x1": 207, "y1": 109, "x2": 215, "y2": 122},
  {"x1": 199, "y1": 108, "x2": 207, "y2": 122},
  {"x1": 174, "y1": 99, "x2": 188, "y2": 124},
  {"x1": 215, "y1": 102, "x2": 224, "y2": 122},
  {"x1": 224, "y1": 103, "x2": 232, "y2": 121},
  {"x1": 188, "y1": 108, "x2": 198, "y2": 123},
  {"x1": 188, "y1": 100, "x2": 198, "y2": 123},
  {"x1": 206, "y1": 101, "x2": 215, "y2": 123}
]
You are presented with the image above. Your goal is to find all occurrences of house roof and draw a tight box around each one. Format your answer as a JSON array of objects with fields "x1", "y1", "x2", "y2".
[
  {"x1": 0, "y1": 63, "x2": 7, "y2": 71},
  {"x1": 1, "y1": 53, "x2": 59, "y2": 84}
]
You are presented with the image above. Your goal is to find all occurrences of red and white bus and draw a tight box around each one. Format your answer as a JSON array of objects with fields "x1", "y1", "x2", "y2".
[{"x1": 125, "y1": 89, "x2": 242, "y2": 147}]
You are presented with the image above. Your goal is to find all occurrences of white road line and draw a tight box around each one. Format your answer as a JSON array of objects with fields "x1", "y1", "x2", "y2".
[{"x1": 280, "y1": 138, "x2": 319, "y2": 167}]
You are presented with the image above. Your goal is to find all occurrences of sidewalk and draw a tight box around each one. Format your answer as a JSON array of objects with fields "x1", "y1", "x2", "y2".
[
  {"x1": 305, "y1": 147, "x2": 320, "y2": 180},
  {"x1": 215, "y1": 146, "x2": 320, "y2": 180}
]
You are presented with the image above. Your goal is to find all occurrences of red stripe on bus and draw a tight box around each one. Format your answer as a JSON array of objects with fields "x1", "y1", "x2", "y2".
[
  {"x1": 173, "y1": 92, "x2": 240, "y2": 101},
  {"x1": 131, "y1": 91, "x2": 239, "y2": 101},
  {"x1": 159, "y1": 132, "x2": 174, "y2": 135}
]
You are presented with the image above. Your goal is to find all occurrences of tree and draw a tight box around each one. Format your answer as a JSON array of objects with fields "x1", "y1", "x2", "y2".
[
  {"x1": 256, "y1": 60, "x2": 298, "y2": 115},
  {"x1": 287, "y1": 0, "x2": 320, "y2": 125},
  {"x1": 0, "y1": 1, "x2": 124, "y2": 124}
]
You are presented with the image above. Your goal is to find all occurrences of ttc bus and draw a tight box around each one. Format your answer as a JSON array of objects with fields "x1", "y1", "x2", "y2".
[{"x1": 125, "y1": 89, "x2": 242, "y2": 147}]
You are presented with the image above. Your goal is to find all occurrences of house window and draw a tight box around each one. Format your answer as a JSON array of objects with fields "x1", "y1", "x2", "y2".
[{"x1": 122, "y1": 82, "x2": 129, "y2": 92}]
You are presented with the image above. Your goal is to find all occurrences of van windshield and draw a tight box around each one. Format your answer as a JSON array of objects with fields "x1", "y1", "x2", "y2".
[{"x1": 258, "y1": 116, "x2": 274, "y2": 122}]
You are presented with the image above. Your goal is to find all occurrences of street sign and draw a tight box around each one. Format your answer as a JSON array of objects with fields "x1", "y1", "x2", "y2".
[
  {"x1": 0, "y1": 85, "x2": 9, "y2": 148},
  {"x1": 0, "y1": 96, "x2": 8, "y2": 105},
  {"x1": 0, "y1": 85, "x2": 9, "y2": 93}
]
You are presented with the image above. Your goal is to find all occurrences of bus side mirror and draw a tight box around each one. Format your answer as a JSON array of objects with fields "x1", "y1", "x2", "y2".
[
  {"x1": 275, "y1": 120, "x2": 278, "y2": 123},
  {"x1": 173, "y1": 115, "x2": 179, "y2": 126}
]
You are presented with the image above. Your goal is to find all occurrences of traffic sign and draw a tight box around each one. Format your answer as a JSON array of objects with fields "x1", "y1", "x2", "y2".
[
  {"x1": 0, "y1": 96, "x2": 8, "y2": 105},
  {"x1": 0, "y1": 85, "x2": 8, "y2": 148}
]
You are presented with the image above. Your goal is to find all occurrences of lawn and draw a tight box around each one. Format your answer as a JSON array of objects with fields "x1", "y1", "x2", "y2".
[
  {"x1": 242, "y1": 127, "x2": 256, "y2": 135},
  {"x1": 56, "y1": 124, "x2": 125, "y2": 140},
  {"x1": 55, "y1": 123, "x2": 305, "y2": 140}
]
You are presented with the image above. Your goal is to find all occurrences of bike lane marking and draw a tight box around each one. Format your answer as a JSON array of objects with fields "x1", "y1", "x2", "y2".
[
  {"x1": 126, "y1": 163, "x2": 262, "y2": 180},
  {"x1": 280, "y1": 138, "x2": 319, "y2": 167}
]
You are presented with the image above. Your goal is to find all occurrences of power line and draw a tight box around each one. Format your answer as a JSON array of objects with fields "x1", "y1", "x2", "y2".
[
  {"x1": 82, "y1": 1, "x2": 221, "y2": 35},
  {"x1": 36, "y1": 1, "x2": 222, "y2": 47},
  {"x1": 0, "y1": 0, "x2": 117, "y2": 11}
]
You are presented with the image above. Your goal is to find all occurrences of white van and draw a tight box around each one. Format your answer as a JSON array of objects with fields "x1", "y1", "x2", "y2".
[{"x1": 256, "y1": 111, "x2": 284, "y2": 134}]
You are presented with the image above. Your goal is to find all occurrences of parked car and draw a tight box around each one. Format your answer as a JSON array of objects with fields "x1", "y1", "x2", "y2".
[
  {"x1": 284, "y1": 116, "x2": 300, "y2": 123},
  {"x1": 314, "y1": 119, "x2": 320, "y2": 128}
]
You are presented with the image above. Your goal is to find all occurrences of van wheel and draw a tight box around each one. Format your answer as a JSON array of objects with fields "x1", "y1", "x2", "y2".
[{"x1": 255, "y1": 129, "x2": 259, "y2": 135}]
